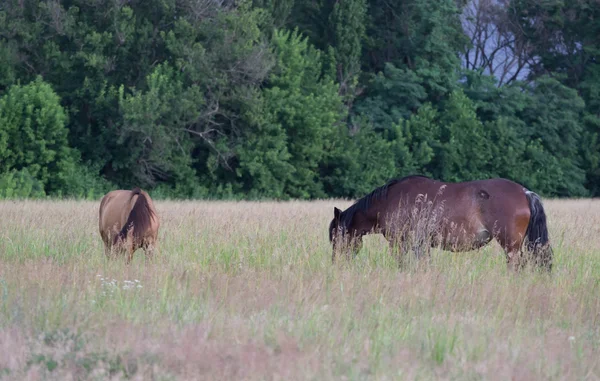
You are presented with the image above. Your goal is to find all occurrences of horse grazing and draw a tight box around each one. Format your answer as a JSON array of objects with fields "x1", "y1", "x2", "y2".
[
  {"x1": 329, "y1": 175, "x2": 553, "y2": 272},
  {"x1": 98, "y1": 188, "x2": 160, "y2": 264}
]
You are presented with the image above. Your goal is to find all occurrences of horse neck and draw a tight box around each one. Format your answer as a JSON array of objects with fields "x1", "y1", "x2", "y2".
[{"x1": 348, "y1": 209, "x2": 378, "y2": 236}]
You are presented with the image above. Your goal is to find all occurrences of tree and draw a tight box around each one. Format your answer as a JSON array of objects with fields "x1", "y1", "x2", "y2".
[
  {"x1": 329, "y1": 0, "x2": 367, "y2": 97},
  {"x1": 260, "y1": 29, "x2": 345, "y2": 198},
  {"x1": 517, "y1": 77, "x2": 588, "y2": 196},
  {"x1": 363, "y1": 0, "x2": 467, "y2": 99},
  {"x1": 391, "y1": 103, "x2": 440, "y2": 177},
  {"x1": 461, "y1": 0, "x2": 534, "y2": 85},
  {"x1": 390, "y1": 91, "x2": 492, "y2": 183},
  {"x1": 434, "y1": 90, "x2": 493, "y2": 182},
  {"x1": 354, "y1": 63, "x2": 427, "y2": 132},
  {"x1": 320, "y1": 119, "x2": 397, "y2": 199},
  {"x1": 508, "y1": 0, "x2": 600, "y2": 194},
  {"x1": 234, "y1": 88, "x2": 294, "y2": 199},
  {"x1": 0, "y1": 77, "x2": 74, "y2": 194},
  {"x1": 252, "y1": 0, "x2": 295, "y2": 29},
  {"x1": 0, "y1": 0, "x2": 596, "y2": 199},
  {"x1": 115, "y1": 64, "x2": 201, "y2": 188},
  {"x1": 354, "y1": 0, "x2": 467, "y2": 136}
]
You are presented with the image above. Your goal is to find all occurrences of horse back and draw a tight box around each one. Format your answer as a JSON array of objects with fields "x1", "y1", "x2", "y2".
[{"x1": 379, "y1": 177, "x2": 529, "y2": 227}]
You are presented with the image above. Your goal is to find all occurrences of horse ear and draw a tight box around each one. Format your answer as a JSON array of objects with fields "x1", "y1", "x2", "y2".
[{"x1": 334, "y1": 207, "x2": 341, "y2": 219}]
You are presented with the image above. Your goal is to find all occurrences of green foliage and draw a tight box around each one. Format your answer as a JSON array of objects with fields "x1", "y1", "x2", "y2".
[
  {"x1": 460, "y1": 71, "x2": 590, "y2": 196},
  {"x1": 0, "y1": 40, "x2": 17, "y2": 91},
  {"x1": 252, "y1": 0, "x2": 294, "y2": 28},
  {"x1": 329, "y1": 0, "x2": 367, "y2": 87},
  {"x1": 54, "y1": 160, "x2": 114, "y2": 200},
  {"x1": 116, "y1": 63, "x2": 200, "y2": 187},
  {"x1": 235, "y1": 88, "x2": 294, "y2": 199},
  {"x1": 392, "y1": 103, "x2": 440, "y2": 176},
  {"x1": 518, "y1": 77, "x2": 588, "y2": 196},
  {"x1": 507, "y1": 0, "x2": 600, "y2": 195},
  {"x1": 0, "y1": 168, "x2": 45, "y2": 199},
  {"x1": 0, "y1": 77, "x2": 75, "y2": 194},
  {"x1": 390, "y1": 91, "x2": 493, "y2": 183},
  {"x1": 580, "y1": 115, "x2": 600, "y2": 195},
  {"x1": 250, "y1": 29, "x2": 345, "y2": 199},
  {"x1": 321, "y1": 121, "x2": 397, "y2": 198},
  {"x1": 363, "y1": 0, "x2": 466, "y2": 96},
  {"x1": 0, "y1": 0, "x2": 598, "y2": 199},
  {"x1": 356, "y1": 63, "x2": 428, "y2": 131},
  {"x1": 435, "y1": 90, "x2": 492, "y2": 182}
]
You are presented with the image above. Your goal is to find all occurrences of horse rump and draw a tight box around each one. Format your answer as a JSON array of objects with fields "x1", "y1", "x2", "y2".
[{"x1": 113, "y1": 188, "x2": 154, "y2": 246}]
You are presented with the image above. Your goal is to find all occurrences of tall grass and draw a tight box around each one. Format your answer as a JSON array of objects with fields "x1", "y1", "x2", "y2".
[{"x1": 0, "y1": 198, "x2": 599, "y2": 380}]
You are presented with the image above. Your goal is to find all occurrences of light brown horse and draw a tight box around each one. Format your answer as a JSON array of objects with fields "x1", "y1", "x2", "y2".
[
  {"x1": 329, "y1": 175, "x2": 553, "y2": 272},
  {"x1": 98, "y1": 188, "x2": 160, "y2": 264}
]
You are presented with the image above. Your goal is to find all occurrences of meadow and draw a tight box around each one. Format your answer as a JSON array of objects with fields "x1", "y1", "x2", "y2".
[{"x1": 1, "y1": 198, "x2": 599, "y2": 380}]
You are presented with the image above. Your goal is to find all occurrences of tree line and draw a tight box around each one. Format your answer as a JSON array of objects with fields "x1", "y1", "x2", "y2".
[{"x1": 0, "y1": 0, "x2": 598, "y2": 199}]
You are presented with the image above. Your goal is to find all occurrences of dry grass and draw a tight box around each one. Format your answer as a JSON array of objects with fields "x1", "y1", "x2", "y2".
[{"x1": 1, "y1": 198, "x2": 600, "y2": 380}]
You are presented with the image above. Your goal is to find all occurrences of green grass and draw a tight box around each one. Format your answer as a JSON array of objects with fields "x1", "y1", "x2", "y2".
[{"x1": 0, "y1": 199, "x2": 599, "y2": 380}]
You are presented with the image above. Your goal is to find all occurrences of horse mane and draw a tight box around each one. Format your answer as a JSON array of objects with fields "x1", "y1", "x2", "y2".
[
  {"x1": 339, "y1": 175, "x2": 429, "y2": 230},
  {"x1": 114, "y1": 188, "x2": 155, "y2": 245}
]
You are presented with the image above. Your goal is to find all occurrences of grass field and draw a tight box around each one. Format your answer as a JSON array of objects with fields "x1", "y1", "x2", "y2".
[{"x1": 1, "y1": 198, "x2": 600, "y2": 380}]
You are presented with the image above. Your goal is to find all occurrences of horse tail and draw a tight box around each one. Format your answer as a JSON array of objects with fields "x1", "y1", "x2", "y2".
[
  {"x1": 524, "y1": 190, "x2": 553, "y2": 272},
  {"x1": 114, "y1": 188, "x2": 154, "y2": 246}
]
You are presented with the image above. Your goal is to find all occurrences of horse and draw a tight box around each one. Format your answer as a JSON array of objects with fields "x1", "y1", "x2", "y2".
[
  {"x1": 98, "y1": 188, "x2": 160, "y2": 264},
  {"x1": 328, "y1": 175, "x2": 553, "y2": 272}
]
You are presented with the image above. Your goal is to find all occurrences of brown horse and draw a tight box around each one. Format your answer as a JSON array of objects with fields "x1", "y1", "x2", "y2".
[
  {"x1": 98, "y1": 188, "x2": 160, "y2": 264},
  {"x1": 329, "y1": 175, "x2": 553, "y2": 271}
]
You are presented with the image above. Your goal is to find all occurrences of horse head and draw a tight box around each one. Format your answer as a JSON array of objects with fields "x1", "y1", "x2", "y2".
[{"x1": 329, "y1": 207, "x2": 363, "y2": 262}]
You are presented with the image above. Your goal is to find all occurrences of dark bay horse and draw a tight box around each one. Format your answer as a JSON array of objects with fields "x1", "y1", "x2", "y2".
[
  {"x1": 329, "y1": 175, "x2": 553, "y2": 271},
  {"x1": 99, "y1": 188, "x2": 160, "y2": 264}
]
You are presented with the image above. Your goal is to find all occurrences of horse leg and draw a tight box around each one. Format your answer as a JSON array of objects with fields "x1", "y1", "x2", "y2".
[
  {"x1": 145, "y1": 246, "x2": 155, "y2": 262},
  {"x1": 100, "y1": 230, "x2": 113, "y2": 260},
  {"x1": 125, "y1": 247, "x2": 135, "y2": 265},
  {"x1": 332, "y1": 240, "x2": 353, "y2": 263},
  {"x1": 402, "y1": 228, "x2": 428, "y2": 262},
  {"x1": 386, "y1": 232, "x2": 417, "y2": 268},
  {"x1": 412, "y1": 241, "x2": 430, "y2": 260},
  {"x1": 383, "y1": 228, "x2": 406, "y2": 265},
  {"x1": 347, "y1": 236, "x2": 363, "y2": 261},
  {"x1": 496, "y1": 209, "x2": 531, "y2": 272},
  {"x1": 124, "y1": 236, "x2": 136, "y2": 265},
  {"x1": 387, "y1": 237, "x2": 402, "y2": 266},
  {"x1": 496, "y1": 230, "x2": 527, "y2": 272},
  {"x1": 143, "y1": 240, "x2": 157, "y2": 262},
  {"x1": 505, "y1": 245, "x2": 524, "y2": 271},
  {"x1": 104, "y1": 244, "x2": 112, "y2": 259}
]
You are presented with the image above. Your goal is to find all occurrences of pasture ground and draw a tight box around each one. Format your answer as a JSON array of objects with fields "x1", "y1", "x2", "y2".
[{"x1": 1, "y1": 199, "x2": 599, "y2": 380}]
